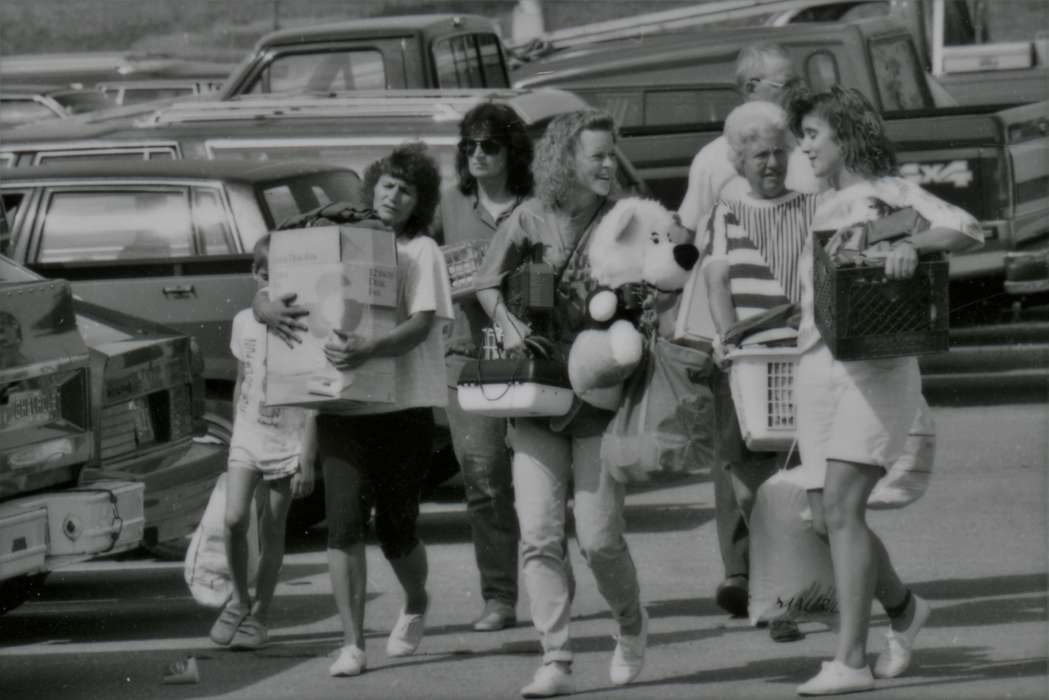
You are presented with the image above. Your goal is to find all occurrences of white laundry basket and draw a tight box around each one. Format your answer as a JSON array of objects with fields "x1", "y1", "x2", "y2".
[{"x1": 727, "y1": 345, "x2": 801, "y2": 451}]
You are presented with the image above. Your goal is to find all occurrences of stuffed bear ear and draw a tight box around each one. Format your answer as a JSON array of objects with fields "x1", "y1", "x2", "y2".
[{"x1": 615, "y1": 210, "x2": 637, "y2": 243}]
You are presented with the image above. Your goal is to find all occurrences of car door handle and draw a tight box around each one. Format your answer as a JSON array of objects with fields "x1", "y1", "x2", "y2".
[{"x1": 162, "y1": 284, "x2": 196, "y2": 298}]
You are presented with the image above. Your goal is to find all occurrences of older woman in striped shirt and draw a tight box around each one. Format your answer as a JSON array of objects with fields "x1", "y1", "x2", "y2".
[{"x1": 700, "y1": 100, "x2": 816, "y2": 642}]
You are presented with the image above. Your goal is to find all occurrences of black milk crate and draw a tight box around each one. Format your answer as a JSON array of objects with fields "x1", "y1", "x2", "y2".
[{"x1": 813, "y1": 230, "x2": 949, "y2": 361}]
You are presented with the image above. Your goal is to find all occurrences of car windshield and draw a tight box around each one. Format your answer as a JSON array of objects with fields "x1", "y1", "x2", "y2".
[
  {"x1": 51, "y1": 91, "x2": 115, "y2": 114},
  {"x1": 256, "y1": 170, "x2": 365, "y2": 228},
  {"x1": 0, "y1": 98, "x2": 62, "y2": 128}
]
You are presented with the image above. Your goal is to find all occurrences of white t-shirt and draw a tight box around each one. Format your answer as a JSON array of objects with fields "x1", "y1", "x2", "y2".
[
  {"x1": 796, "y1": 176, "x2": 984, "y2": 352},
  {"x1": 677, "y1": 134, "x2": 820, "y2": 241},
  {"x1": 327, "y1": 234, "x2": 454, "y2": 414},
  {"x1": 230, "y1": 309, "x2": 310, "y2": 470}
]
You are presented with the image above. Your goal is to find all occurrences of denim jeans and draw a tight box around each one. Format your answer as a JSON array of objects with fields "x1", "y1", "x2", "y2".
[
  {"x1": 508, "y1": 416, "x2": 642, "y2": 664},
  {"x1": 445, "y1": 370, "x2": 519, "y2": 607}
]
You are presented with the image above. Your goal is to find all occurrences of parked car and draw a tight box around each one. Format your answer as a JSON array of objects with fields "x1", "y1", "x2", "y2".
[
  {"x1": 0, "y1": 254, "x2": 226, "y2": 613},
  {"x1": 514, "y1": 17, "x2": 1049, "y2": 313},
  {"x1": 0, "y1": 85, "x2": 115, "y2": 129},
  {"x1": 0, "y1": 159, "x2": 364, "y2": 395}
]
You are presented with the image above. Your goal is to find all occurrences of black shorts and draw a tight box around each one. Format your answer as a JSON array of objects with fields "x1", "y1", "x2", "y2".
[{"x1": 318, "y1": 408, "x2": 434, "y2": 558}]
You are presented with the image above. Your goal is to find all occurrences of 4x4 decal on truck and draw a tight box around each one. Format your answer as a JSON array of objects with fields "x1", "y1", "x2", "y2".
[{"x1": 899, "y1": 160, "x2": 974, "y2": 189}]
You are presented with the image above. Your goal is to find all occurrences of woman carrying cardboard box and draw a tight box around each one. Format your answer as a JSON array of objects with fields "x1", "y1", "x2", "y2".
[{"x1": 255, "y1": 143, "x2": 453, "y2": 678}]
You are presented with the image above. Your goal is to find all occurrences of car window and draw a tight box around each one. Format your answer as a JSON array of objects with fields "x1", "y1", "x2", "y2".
[
  {"x1": 0, "y1": 99, "x2": 62, "y2": 129},
  {"x1": 433, "y1": 34, "x2": 492, "y2": 88},
  {"x1": 805, "y1": 51, "x2": 841, "y2": 93},
  {"x1": 191, "y1": 188, "x2": 234, "y2": 255},
  {"x1": 50, "y1": 91, "x2": 114, "y2": 114},
  {"x1": 37, "y1": 189, "x2": 193, "y2": 263},
  {"x1": 869, "y1": 35, "x2": 930, "y2": 111},
  {"x1": 0, "y1": 192, "x2": 27, "y2": 256},
  {"x1": 256, "y1": 170, "x2": 365, "y2": 228},
  {"x1": 644, "y1": 88, "x2": 739, "y2": 127},
  {"x1": 477, "y1": 33, "x2": 510, "y2": 88},
  {"x1": 35, "y1": 147, "x2": 178, "y2": 165},
  {"x1": 247, "y1": 50, "x2": 387, "y2": 94},
  {"x1": 117, "y1": 86, "x2": 196, "y2": 105},
  {"x1": 209, "y1": 139, "x2": 457, "y2": 192}
]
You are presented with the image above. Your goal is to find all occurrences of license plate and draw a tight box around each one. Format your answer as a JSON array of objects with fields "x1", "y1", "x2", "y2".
[
  {"x1": 0, "y1": 388, "x2": 60, "y2": 432},
  {"x1": 130, "y1": 397, "x2": 155, "y2": 445}
]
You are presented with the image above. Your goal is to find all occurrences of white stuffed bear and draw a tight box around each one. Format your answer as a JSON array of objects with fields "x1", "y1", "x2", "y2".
[{"x1": 568, "y1": 197, "x2": 700, "y2": 409}]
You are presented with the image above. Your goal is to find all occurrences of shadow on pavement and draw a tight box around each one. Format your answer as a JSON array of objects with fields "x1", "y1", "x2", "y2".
[{"x1": 913, "y1": 572, "x2": 1048, "y2": 600}]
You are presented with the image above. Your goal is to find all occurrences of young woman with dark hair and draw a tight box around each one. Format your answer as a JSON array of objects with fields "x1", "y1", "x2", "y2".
[
  {"x1": 436, "y1": 102, "x2": 535, "y2": 633},
  {"x1": 788, "y1": 86, "x2": 983, "y2": 696}
]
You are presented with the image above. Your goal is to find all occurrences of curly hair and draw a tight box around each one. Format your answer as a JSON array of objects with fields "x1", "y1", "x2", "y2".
[
  {"x1": 456, "y1": 102, "x2": 534, "y2": 198},
  {"x1": 723, "y1": 101, "x2": 789, "y2": 175},
  {"x1": 362, "y1": 142, "x2": 442, "y2": 237},
  {"x1": 533, "y1": 109, "x2": 618, "y2": 208},
  {"x1": 788, "y1": 85, "x2": 897, "y2": 179}
]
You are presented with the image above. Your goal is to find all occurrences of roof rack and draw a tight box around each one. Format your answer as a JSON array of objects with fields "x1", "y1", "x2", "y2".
[{"x1": 135, "y1": 89, "x2": 527, "y2": 126}]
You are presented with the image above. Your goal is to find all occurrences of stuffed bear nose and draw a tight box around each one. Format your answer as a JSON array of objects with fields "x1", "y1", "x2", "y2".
[{"x1": 673, "y1": 244, "x2": 700, "y2": 271}]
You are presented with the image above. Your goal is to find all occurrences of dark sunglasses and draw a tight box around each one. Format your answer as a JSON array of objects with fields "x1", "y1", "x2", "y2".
[{"x1": 461, "y1": 138, "x2": 504, "y2": 156}]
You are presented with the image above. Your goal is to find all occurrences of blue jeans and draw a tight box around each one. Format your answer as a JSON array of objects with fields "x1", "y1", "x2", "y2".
[
  {"x1": 446, "y1": 358, "x2": 519, "y2": 607},
  {"x1": 508, "y1": 416, "x2": 642, "y2": 664}
]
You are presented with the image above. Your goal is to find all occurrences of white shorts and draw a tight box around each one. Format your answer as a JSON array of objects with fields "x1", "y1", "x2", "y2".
[
  {"x1": 792, "y1": 343, "x2": 920, "y2": 491},
  {"x1": 228, "y1": 443, "x2": 300, "y2": 482}
]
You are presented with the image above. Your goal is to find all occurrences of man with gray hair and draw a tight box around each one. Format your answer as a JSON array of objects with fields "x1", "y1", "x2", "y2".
[
  {"x1": 677, "y1": 43, "x2": 818, "y2": 622},
  {"x1": 678, "y1": 43, "x2": 816, "y2": 237}
]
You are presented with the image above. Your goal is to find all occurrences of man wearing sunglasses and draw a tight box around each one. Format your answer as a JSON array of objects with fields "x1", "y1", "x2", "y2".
[
  {"x1": 434, "y1": 103, "x2": 535, "y2": 633},
  {"x1": 676, "y1": 42, "x2": 821, "y2": 624}
]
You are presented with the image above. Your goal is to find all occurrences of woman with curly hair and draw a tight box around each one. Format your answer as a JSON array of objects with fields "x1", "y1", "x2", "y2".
[
  {"x1": 435, "y1": 102, "x2": 535, "y2": 633},
  {"x1": 472, "y1": 110, "x2": 647, "y2": 698},
  {"x1": 788, "y1": 87, "x2": 982, "y2": 695},
  {"x1": 254, "y1": 142, "x2": 454, "y2": 678}
]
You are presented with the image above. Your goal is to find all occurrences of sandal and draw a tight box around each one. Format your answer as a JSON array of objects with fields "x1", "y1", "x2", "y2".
[
  {"x1": 230, "y1": 614, "x2": 268, "y2": 650},
  {"x1": 769, "y1": 617, "x2": 804, "y2": 643},
  {"x1": 210, "y1": 603, "x2": 249, "y2": 646}
]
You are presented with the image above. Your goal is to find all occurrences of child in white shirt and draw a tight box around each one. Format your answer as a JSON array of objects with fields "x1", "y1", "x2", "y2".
[{"x1": 209, "y1": 234, "x2": 316, "y2": 651}]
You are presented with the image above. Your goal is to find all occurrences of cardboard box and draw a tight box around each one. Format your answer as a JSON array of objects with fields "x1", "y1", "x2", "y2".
[{"x1": 266, "y1": 225, "x2": 398, "y2": 409}]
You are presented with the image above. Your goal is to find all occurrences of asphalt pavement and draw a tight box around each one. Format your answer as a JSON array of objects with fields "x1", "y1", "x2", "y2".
[{"x1": 0, "y1": 400, "x2": 1046, "y2": 700}]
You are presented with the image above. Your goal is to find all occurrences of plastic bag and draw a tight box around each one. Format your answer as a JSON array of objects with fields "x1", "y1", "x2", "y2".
[
  {"x1": 869, "y1": 402, "x2": 936, "y2": 509},
  {"x1": 749, "y1": 469, "x2": 837, "y2": 625},
  {"x1": 183, "y1": 474, "x2": 261, "y2": 608},
  {"x1": 601, "y1": 335, "x2": 715, "y2": 483}
]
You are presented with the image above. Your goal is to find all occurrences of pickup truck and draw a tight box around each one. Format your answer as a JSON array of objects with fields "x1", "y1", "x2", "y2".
[
  {"x1": 0, "y1": 256, "x2": 225, "y2": 613},
  {"x1": 514, "y1": 16, "x2": 1049, "y2": 311},
  {"x1": 217, "y1": 13, "x2": 510, "y2": 99}
]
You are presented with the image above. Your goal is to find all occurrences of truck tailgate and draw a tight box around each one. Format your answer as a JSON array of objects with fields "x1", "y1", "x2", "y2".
[{"x1": 886, "y1": 105, "x2": 1008, "y2": 225}]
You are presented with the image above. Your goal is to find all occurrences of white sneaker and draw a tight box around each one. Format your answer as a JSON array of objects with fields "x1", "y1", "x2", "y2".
[
  {"x1": 386, "y1": 608, "x2": 426, "y2": 657},
  {"x1": 797, "y1": 660, "x2": 874, "y2": 696},
  {"x1": 521, "y1": 663, "x2": 574, "y2": 698},
  {"x1": 329, "y1": 644, "x2": 367, "y2": 677},
  {"x1": 874, "y1": 594, "x2": 931, "y2": 679},
  {"x1": 609, "y1": 607, "x2": 648, "y2": 685}
]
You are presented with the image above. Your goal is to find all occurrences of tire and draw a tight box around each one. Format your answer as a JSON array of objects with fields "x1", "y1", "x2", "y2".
[{"x1": 0, "y1": 572, "x2": 49, "y2": 615}]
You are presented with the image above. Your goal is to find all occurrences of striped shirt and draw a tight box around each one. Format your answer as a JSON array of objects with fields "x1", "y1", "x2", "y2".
[{"x1": 702, "y1": 190, "x2": 816, "y2": 320}]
